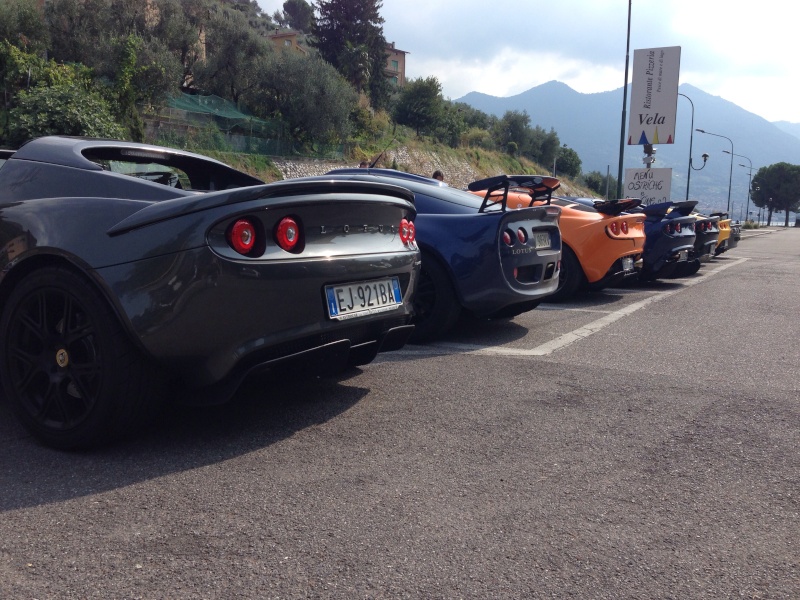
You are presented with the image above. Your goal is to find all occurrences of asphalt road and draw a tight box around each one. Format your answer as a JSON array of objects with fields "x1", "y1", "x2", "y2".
[{"x1": 1, "y1": 228, "x2": 798, "y2": 599}]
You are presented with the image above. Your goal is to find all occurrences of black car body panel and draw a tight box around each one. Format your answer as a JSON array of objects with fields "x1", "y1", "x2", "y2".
[
  {"x1": 325, "y1": 169, "x2": 562, "y2": 318},
  {"x1": 692, "y1": 214, "x2": 720, "y2": 262},
  {"x1": 0, "y1": 137, "x2": 420, "y2": 393}
]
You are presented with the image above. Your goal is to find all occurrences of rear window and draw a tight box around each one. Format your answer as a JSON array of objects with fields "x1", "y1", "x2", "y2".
[{"x1": 92, "y1": 159, "x2": 189, "y2": 190}]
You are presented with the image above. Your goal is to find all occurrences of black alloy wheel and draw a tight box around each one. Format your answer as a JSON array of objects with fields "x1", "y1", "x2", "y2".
[
  {"x1": 0, "y1": 267, "x2": 161, "y2": 449},
  {"x1": 410, "y1": 255, "x2": 461, "y2": 343},
  {"x1": 547, "y1": 245, "x2": 585, "y2": 302}
]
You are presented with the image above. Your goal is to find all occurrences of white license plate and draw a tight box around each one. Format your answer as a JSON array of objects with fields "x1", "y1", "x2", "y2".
[
  {"x1": 325, "y1": 277, "x2": 403, "y2": 320},
  {"x1": 622, "y1": 257, "x2": 634, "y2": 272},
  {"x1": 533, "y1": 231, "x2": 551, "y2": 249},
  {"x1": 677, "y1": 250, "x2": 689, "y2": 262}
]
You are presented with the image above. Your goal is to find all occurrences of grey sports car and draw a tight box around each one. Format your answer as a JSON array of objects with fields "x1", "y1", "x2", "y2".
[{"x1": 0, "y1": 137, "x2": 420, "y2": 449}]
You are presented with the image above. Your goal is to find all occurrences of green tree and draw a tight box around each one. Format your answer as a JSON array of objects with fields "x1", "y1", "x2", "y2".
[
  {"x1": 254, "y1": 53, "x2": 357, "y2": 146},
  {"x1": 0, "y1": 0, "x2": 49, "y2": 54},
  {"x1": 392, "y1": 76, "x2": 444, "y2": 137},
  {"x1": 433, "y1": 102, "x2": 466, "y2": 148},
  {"x1": 193, "y1": 8, "x2": 273, "y2": 105},
  {"x1": 312, "y1": 0, "x2": 389, "y2": 108},
  {"x1": 45, "y1": 0, "x2": 112, "y2": 68},
  {"x1": 582, "y1": 170, "x2": 617, "y2": 198},
  {"x1": 555, "y1": 144, "x2": 582, "y2": 178},
  {"x1": 750, "y1": 163, "x2": 800, "y2": 226},
  {"x1": 9, "y1": 82, "x2": 125, "y2": 145},
  {"x1": 281, "y1": 0, "x2": 313, "y2": 32},
  {"x1": 493, "y1": 110, "x2": 531, "y2": 155},
  {"x1": 452, "y1": 101, "x2": 496, "y2": 132}
]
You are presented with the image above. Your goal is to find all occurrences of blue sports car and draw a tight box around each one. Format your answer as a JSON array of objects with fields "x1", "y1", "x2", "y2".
[
  {"x1": 633, "y1": 201, "x2": 698, "y2": 281},
  {"x1": 326, "y1": 169, "x2": 563, "y2": 341}
]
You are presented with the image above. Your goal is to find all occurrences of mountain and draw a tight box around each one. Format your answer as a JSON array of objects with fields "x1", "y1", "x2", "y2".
[
  {"x1": 456, "y1": 81, "x2": 800, "y2": 215},
  {"x1": 773, "y1": 121, "x2": 800, "y2": 142}
]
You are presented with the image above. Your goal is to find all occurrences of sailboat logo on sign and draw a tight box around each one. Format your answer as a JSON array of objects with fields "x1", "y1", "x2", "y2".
[{"x1": 628, "y1": 46, "x2": 681, "y2": 146}]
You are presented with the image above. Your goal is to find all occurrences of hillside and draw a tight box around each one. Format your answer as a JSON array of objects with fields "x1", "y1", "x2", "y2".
[{"x1": 211, "y1": 143, "x2": 597, "y2": 197}]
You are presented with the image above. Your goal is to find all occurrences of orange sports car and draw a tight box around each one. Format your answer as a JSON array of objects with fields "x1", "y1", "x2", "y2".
[{"x1": 469, "y1": 176, "x2": 645, "y2": 301}]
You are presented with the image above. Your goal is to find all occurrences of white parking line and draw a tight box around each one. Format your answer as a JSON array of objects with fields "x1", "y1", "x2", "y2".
[{"x1": 401, "y1": 257, "x2": 749, "y2": 358}]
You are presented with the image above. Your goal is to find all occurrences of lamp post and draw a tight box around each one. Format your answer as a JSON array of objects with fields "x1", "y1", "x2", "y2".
[
  {"x1": 696, "y1": 128, "x2": 734, "y2": 214},
  {"x1": 725, "y1": 152, "x2": 755, "y2": 222},
  {"x1": 678, "y1": 93, "x2": 708, "y2": 200},
  {"x1": 616, "y1": 0, "x2": 632, "y2": 200}
]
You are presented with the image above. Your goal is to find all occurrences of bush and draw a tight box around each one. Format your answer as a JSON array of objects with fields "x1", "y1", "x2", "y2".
[{"x1": 9, "y1": 82, "x2": 125, "y2": 145}]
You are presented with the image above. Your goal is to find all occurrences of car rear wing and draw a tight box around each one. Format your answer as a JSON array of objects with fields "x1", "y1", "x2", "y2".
[
  {"x1": 636, "y1": 201, "x2": 674, "y2": 219},
  {"x1": 670, "y1": 200, "x2": 699, "y2": 216},
  {"x1": 468, "y1": 174, "x2": 560, "y2": 213},
  {"x1": 592, "y1": 198, "x2": 642, "y2": 216}
]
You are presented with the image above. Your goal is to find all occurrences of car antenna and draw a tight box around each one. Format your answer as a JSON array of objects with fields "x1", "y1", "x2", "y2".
[{"x1": 369, "y1": 138, "x2": 396, "y2": 168}]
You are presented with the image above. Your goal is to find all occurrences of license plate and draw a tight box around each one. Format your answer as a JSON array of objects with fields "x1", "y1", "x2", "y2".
[
  {"x1": 533, "y1": 231, "x2": 551, "y2": 249},
  {"x1": 677, "y1": 250, "x2": 689, "y2": 262},
  {"x1": 325, "y1": 277, "x2": 403, "y2": 320},
  {"x1": 622, "y1": 257, "x2": 634, "y2": 272}
]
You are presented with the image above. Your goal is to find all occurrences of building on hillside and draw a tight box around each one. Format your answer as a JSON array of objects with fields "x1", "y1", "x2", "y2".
[
  {"x1": 266, "y1": 29, "x2": 308, "y2": 55},
  {"x1": 385, "y1": 42, "x2": 408, "y2": 87}
]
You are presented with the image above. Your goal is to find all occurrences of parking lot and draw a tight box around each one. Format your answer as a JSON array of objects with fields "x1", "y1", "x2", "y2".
[{"x1": 1, "y1": 228, "x2": 798, "y2": 599}]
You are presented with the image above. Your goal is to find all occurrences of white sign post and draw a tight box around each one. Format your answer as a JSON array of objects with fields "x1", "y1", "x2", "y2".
[
  {"x1": 624, "y1": 167, "x2": 672, "y2": 205},
  {"x1": 628, "y1": 46, "x2": 682, "y2": 145}
]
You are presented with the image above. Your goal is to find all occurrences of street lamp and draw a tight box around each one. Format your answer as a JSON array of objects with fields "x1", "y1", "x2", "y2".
[
  {"x1": 678, "y1": 94, "x2": 708, "y2": 200},
  {"x1": 616, "y1": 0, "x2": 633, "y2": 200},
  {"x1": 724, "y1": 151, "x2": 755, "y2": 222},
  {"x1": 696, "y1": 128, "x2": 734, "y2": 214}
]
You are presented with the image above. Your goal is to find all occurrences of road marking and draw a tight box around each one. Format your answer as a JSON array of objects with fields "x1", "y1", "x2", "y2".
[
  {"x1": 537, "y1": 305, "x2": 614, "y2": 314},
  {"x1": 401, "y1": 257, "x2": 749, "y2": 358}
]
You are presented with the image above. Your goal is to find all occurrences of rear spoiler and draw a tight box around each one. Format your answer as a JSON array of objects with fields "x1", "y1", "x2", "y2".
[
  {"x1": 592, "y1": 198, "x2": 641, "y2": 216},
  {"x1": 638, "y1": 201, "x2": 674, "y2": 219},
  {"x1": 468, "y1": 174, "x2": 560, "y2": 213},
  {"x1": 670, "y1": 200, "x2": 698, "y2": 217},
  {"x1": 710, "y1": 211, "x2": 729, "y2": 219}
]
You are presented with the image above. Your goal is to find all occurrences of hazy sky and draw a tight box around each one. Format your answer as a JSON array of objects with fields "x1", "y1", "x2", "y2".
[{"x1": 256, "y1": 0, "x2": 800, "y2": 124}]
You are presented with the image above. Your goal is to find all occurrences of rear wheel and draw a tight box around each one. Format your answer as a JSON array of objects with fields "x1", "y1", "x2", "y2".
[
  {"x1": 410, "y1": 256, "x2": 461, "y2": 342},
  {"x1": 547, "y1": 246, "x2": 585, "y2": 302},
  {"x1": 0, "y1": 267, "x2": 163, "y2": 449}
]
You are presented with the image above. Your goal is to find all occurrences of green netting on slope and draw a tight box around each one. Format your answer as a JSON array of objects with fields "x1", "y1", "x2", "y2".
[{"x1": 168, "y1": 93, "x2": 252, "y2": 120}]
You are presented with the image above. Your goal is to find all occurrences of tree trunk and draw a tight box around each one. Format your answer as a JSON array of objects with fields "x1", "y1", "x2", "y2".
[
  {"x1": 785, "y1": 211, "x2": 791, "y2": 227},
  {"x1": 767, "y1": 208, "x2": 773, "y2": 226}
]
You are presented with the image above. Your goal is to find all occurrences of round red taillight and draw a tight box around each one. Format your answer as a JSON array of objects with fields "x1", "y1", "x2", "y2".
[
  {"x1": 609, "y1": 222, "x2": 620, "y2": 235},
  {"x1": 664, "y1": 223, "x2": 672, "y2": 235},
  {"x1": 621, "y1": 221, "x2": 629, "y2": 234},
  {"x1": 503, "y1": 230, "x2": 513, "y2": 246},
  {"x1": 675, "y1": 222, "x2": 682, "y2": 233},
  {"x1": 275, "y1": 216, "x2": 300, "y2": 251},
  {"x1": 229, "y1": 219, "x2": 256, "y2": 255},
  {"x1": 407, "y1": 220, "x2": 416, "y2": 243},
  {"x1": 517, "y1": 228, "x2": 528, "y2": 244},
  {"x1": 399, "y1": 218, "x2": 410, "y2": 243}
]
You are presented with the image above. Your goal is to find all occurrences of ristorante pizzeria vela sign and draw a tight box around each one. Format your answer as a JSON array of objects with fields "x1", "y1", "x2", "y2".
[{"x1": 628, "y1": 46, "x2": 681, "y2": 145}]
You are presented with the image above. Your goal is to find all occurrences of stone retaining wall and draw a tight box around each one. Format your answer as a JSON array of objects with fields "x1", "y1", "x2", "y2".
[{"x1": 269, "y1": 146, "x2": 586, "y2": 196}]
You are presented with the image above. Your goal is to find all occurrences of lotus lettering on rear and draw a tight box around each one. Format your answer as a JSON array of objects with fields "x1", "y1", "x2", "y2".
[{"x1": 320, "y1": 224, "x2": 397, "y2": 234}]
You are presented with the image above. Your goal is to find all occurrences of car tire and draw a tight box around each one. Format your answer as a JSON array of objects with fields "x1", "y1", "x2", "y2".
[
  {"x1": 410, "y1": 254, "x2": 461, "y2": 342},
  {"x1": 547, "y1": 245, "x2": 585, "y2": 302},
  {"x1": 0, "y1": 266, "x2": 164, "y2": 449}
]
